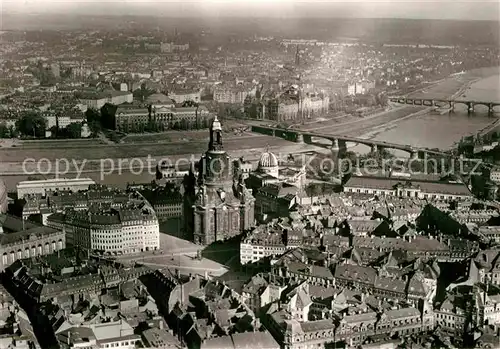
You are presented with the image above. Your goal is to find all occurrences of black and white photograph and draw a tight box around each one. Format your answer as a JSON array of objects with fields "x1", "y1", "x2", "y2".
[{"x1": 0, "y1": 0, "x2": 499, "y2": 348}]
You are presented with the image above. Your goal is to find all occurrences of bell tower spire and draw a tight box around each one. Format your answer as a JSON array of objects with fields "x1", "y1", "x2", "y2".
[{"x1": 209, "y1": 115, "x2": 223, "y2": 152}]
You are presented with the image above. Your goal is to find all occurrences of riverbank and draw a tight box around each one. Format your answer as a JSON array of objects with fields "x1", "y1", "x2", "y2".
[
  {"x1": 2, "y1": 66, "x2": 499, "y2": 189},
  {"x1": 0, "y1": 143, "x2": 323, "y2": 191},
  {"x1": 356, "y1": 107, "x2": 433, "y2": 140}
]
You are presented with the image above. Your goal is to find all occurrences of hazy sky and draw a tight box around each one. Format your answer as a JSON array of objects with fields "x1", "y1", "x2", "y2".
[{"x1": 2, "y1": 0, "x2": 500, "y2": 20}]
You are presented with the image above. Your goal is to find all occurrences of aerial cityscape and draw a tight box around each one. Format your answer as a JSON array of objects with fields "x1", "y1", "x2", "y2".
[{"x1": 1, "y1": 0, "x2": 500, "y2": 348}]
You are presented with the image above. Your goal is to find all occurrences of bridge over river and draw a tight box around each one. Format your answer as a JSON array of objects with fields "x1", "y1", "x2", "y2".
[
  {"x1": 389, "y1": 95, "x2": 500, "y2": 114},
  {"x1": 251, "y1": 125, "x2": 452, "y2": 159}
]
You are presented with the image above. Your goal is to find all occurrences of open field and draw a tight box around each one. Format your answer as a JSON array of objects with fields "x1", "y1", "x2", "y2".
[
  {"x1": 13, "y1": 138, "x2": 105, "y2": 148},
  {"x1": 0, "y1": 134, "x2": 294, "y2": 162},
  {"x1": 121, "y1": 133, "x2": 174, "y2": 143}
]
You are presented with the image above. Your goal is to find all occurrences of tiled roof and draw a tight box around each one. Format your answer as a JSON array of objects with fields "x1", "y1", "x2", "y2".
[{"x1": 345, "y1": 175, "x2": 472, "y2": 196}]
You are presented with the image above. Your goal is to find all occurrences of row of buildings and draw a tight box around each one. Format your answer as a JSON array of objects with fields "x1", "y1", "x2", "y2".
[
  {"x1": 47, "y1": 203, "x2": 160, "y2": 255},
  {"x1": 114, "y1": 95, "x2": 211, "y2": 132},
  {"x1": 0, "y1": 214, "x2": 66, "y2": 271},
  {"x1": 19, "y1": 183, "x2": 161, "y2": 255},
  {"x1": 244, "y1": 88, "x2": 330, "y2": 122}
]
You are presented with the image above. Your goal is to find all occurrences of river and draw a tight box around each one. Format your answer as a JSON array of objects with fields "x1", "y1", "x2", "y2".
[
  {"x1": 2, "y1": 68, "x2": 500, "y2": 191},
  {"x1": 351, "y1": 69, "x2": 500, "y2": 156}
]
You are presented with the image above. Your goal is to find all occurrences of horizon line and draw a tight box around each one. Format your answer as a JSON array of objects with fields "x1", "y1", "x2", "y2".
[{"x1": 2, "y1": 12, "x2": 500, "y2": 23}]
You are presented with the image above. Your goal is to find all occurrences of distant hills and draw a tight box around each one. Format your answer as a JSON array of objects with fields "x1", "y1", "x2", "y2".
[{"x1": 1, "y1": 14, "x2": 499, "y2": 46}]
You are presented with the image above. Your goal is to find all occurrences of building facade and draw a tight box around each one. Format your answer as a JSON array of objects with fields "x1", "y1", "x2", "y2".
[
  {"x1": 78, "y1": 91, "x2": 133, "y2": 109},
  {"x1": 0, "y1": 215, "x2": 66, "y2": 271},
  {"x1": 344, "y1": 175, "x2": 473, "y2": 201},
  {"x1": 47, "y1": 205, "x2": 159, "y2": 254},
  {"x1": 168, "y1": 88, "x2": 201, "y2": 104},
  {"x1": 17, "y1": 178, "x2": 96, "y2": 200}
]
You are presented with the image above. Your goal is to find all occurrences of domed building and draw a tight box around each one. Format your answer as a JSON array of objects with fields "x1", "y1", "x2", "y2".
[
  {"x1": 257, "y1": 149, "x2": 279, "y2": 178},
  {"x1": 244, "y1": 149, "x2": 307, "y2": 192}
]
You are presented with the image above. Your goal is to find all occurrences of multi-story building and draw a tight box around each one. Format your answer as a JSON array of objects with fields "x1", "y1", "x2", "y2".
[
  {"x1": 17, "y1": 178, "x2": 96, "y2": 200},
  {"x1": 265, "y1": 91, "x2": 329, "y2": 122},
  {"x1": 214, "y1": 84, "x2": 250, "y2": 104},
  {"x1": 254, "y1": 183, "x2": 299, "y2": 217},
  {"x1": 489, "y1": 167, "x2": 500, "y2": 183},
  {"x1": 435, "y1": 295, "x2": 469, "y2": 334},
  {"x1": 113, "y1": 103, "x2": 211, "y2": 132},
  {"x1": 479, "y1": 226, "x2": 500, "y2": 244},
  {"x1": 156, "y1": 162, "x2": 190, "y2": 182},
  {"x1": 299, "y1": 93, "x2": 330, "y2": 118},
  {"x1": 268, "y1": 302, "x2": 434, "y2": 349},
  {"x1": 167, "y1": 88, "x2": 201, "y2": 104},
  {"x1": 476, "y1": 288, "x2": 500, "y2": 326},
  {"x1": 138, "y1": 185, "x2": 183, "y2": 220},
  {"x1": 241, "y1": 274, "x2": 286, "y2": 314},
  {"x1": 7, "y1": 261, "x2": 149, "y2": 303},
  {"x1": 347, "y1": 80, "x2": 376, "y2": 96},
  {"x1": 56, "y1": 321, "x2": 140, "y2": 349},
  {"x1": 42, "y1": 110, "x2": 86, "y2": 130},
  {"x1": 183, "y1": 116, "x2": 255, "y2": 245},
  {"x1": 46, "y1": 204, "x2": 159, "y2": 254},
  {"x1": 343, "y1": 175, "x2": 473, "y2": 201},
  {"x1": 160, "y1": 42, "x2": 190, "y2": 53},
  {"x1": 114, "y1": 106, "x2": 149, "y2": 131},
  {"x1": 240, "y1": 229, "x2": 287, "y2": 265},
  {"x1": 21, "y1": 184, "x2": 131, "y2": 221},
  {"x1": 77, "y1": 91, "x2": 133, "y2": 109},
  {"x1": 149, "y1": 104, "x2": 210, "y2": 130},
  {"x1": 0, "y1": 214, "x2": 66, "y2": 270},
  {"x1": 267, "y1": 97, "x2": 299, "y2": 121}
]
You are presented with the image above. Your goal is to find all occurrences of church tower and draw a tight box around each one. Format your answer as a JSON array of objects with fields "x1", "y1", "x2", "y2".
[
  {"x1": 295, "y1": 45, "x2": 300, "y2": 66},
  {"x1": 185, "y1": 116, "x2": 255, "y2": 245},
  {"x1": 199, "y1": 115, "x2": 231, "y2": 184}
]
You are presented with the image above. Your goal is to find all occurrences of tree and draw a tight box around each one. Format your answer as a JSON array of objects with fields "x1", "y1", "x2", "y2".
[
  {"x1": 182, "y1": 100, "x2": 198, "y2": 108},
  {"x1": 16, "y1": 113, "x2": 46, "y2": 138},
  {"x1": 0, "y1": 123, "x2": 9, "y2": 138},
  {"x1": 8, "y1": 125, "x2": 18, "y2": 138},
  {"x1": 86, "y1": 108, "x2": 102, "y2": 133},
  {"x1": 66, "y1": 123, "x2": 82, "y2": 138},
  {"x1": 49, "y1": 126, "x2": 58, "y2": 138}
]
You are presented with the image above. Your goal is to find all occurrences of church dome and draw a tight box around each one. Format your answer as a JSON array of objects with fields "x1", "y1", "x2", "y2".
[{"x1": 258, "y1": 150, "x2": 278, "y2": 169}]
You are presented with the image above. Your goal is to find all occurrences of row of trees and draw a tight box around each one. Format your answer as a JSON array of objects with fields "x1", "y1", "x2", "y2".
[
  {"x1": 0, "y1": 112, "x2": 91, "y2": 139},
  {"x1": 0, "y1": 123, "x2": 18, "y2": 138},
  {"x1": 48, "y1": 123, "x2": 83, "y2": 139},
  {"x1": 16, "y1": 113, "x2": 47, "y2": 137}
]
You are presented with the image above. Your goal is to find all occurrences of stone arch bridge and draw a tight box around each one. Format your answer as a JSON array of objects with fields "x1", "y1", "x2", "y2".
[
  {"x1": 251, "y1": 125, "x2": 451, "y2": 159},
  {"x1": 389, "y1": 96, "x2": 500, "y2": 114}
]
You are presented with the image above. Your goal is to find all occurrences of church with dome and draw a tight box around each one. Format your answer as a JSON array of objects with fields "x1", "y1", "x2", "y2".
[
  {"x1": 183, "y1": 116, "x2": 255, "y2": 245},
  {"x1": 243, "y1": 148, "x2": 307, "y2": 193}
]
